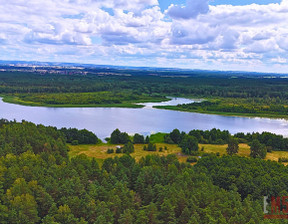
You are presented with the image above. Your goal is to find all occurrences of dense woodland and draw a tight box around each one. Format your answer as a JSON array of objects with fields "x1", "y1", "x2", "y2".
[
  {"x1": 165, "y1": 99, "x2": 288, "y2": 117},
  {"x1": 1, "y1": 120, "x2": 288, "y2": 223},
  {"x1": 1, "y1": 69, "x2": 288, "y2": 222},
  {"x1": 164, "y1": 128, "x2": 288, "y2": 152},
  {"x1": 0, "y1": 70, "x2": 288, "y2": 116}
]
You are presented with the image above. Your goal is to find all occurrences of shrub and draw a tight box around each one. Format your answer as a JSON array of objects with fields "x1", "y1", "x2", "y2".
[
  {"x1": 278, "y1": 157, "x2": 288, "y2": 162},
  {"x1": 107, "y1": 149, "x2": 114, "y2": 154},
  {"x1": 71, "y1": 140, "x2": 79, "y2": 145},
  {"x1": 189, "y1": 151, "x2": 200, "y2": 156},
  {"x1": 147, "y1": 143, "x2": 157, "y2": 151},
  {"x1": 187, "y1": 157, "x2": 198, "y2": 163},
  {"x1": 116, "y1": 148, "x2": 122, "y2": 154},
  {"x1": 122, "y1": 142, "x2": 135, "y2": 154}
]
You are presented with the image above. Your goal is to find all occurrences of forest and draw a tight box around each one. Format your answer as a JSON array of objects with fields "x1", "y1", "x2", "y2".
[
  {"x1": 0, "y1": 120, "x2": 288, "y2": 223},
  {"x1": 0, "y1": 70, "x2": 288, "y2": 117}
]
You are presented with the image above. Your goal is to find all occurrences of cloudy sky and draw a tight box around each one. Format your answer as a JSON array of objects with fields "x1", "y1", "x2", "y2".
[{"x1": 1, "y1": 0, "x2": 288, "y2": 72}]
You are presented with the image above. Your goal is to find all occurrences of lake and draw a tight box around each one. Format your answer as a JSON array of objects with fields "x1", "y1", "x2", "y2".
[{"x1": 0, "y1": 97, "x2": 288, "y2": 139}]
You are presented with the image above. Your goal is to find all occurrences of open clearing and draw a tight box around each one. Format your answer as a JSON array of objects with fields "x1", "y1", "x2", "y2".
[{"x1": 69, "y1": 143, "x2": 288, "y2": 166}]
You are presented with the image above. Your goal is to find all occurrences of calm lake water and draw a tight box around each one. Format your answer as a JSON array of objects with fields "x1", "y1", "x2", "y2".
[{"x1": 0, "y1": 97, "x2": 288, "y2": 139}]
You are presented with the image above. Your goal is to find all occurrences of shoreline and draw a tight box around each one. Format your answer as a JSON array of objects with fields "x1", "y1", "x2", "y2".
[
  {"x1": 153, "y1": 105, "x2": 288, "y2": 120},
  {"x1": 1, "y1": 94, "x2": 288, "y2": 119},
  {"x1": 0, "y1": 95, "x2": 169, "y2": 109}
]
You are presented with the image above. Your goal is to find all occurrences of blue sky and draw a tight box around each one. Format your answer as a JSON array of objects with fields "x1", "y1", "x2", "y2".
[
  {"x1": 0, "y1": 0, "x2": 288, "y2": 72},
  {"x1": 159, "y1": 0, "x2": 281, "y2": 9}
]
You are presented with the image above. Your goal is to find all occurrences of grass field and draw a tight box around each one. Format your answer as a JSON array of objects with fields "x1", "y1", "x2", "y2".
[{"x1": 69, "y1": 143, "x2": 288, "y2": 166}]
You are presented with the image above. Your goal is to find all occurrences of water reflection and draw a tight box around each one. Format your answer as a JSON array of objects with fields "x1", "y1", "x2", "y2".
[{"x1": 0, "y1": 97, "x2": 288, "y2": 139}]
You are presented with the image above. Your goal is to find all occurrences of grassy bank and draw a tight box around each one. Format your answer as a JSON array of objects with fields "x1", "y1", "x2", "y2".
[
  {"x1": 154, "y1": 105, "x2": 288, "y2": 119},
  {"x1": 0, "y1": 94, "x2": 168, "y2": 108},
  {"x1": 2, "y1": 93, "x2": 288, "y2": 119},
  {"x1": 68, "y1": 143, "x2": 288, "y2": 166}
]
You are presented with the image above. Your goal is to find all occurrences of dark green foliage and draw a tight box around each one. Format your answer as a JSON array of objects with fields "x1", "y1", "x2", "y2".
[
  {"x1": 0, "y1": 121, "x2": 287, "y2": 223},
  {"x1": 187, "y1": 157, "x2": 198, "y2": 163},
  {"x1": 144, "y1": 143, "x2": 157, "y2": 151},
  {"x1": 110, "y1": 129, "x2": 130, "y2": 144},
  {"x1": 0, "y1": 120, "x2": 68, "y2": 160},
  {"x1": 164, "y1": 129, "x2": 186, "y2": 144},
  {"x1": 250, "y1": 139, "x2": 267, "y2": 159},
  {"x1": 196, "y1": 155, "x2": 288, "y2": 202},
  {"x1": 116, "y1": 148, "x2": 122, "y2": 154},
  {"x1": 189, "y1": 128, "x2": 230, "y2": 144},
  {"x1": 226, "y1": 138, "x2": 239, "y2": 155},
  {"x1": 71, "y1": 140, "x2": 79, "y2": 145},
  {"x1": 278, "y1": 157, "x2": 288, "y2": 162},
  {"x1": 145, "y1": 136, "x2": 150, "y2": 144},
  {"x1": 122, "y1": 142, "x2": 135, "y2": 154},
  {"x1": 163, "y1": 134, "x2": 174, "y2": 144},
  {"x1": 175, "y1": 98, "x2": 288, "y2": 117},
  {"x1": 60, "y1": 128, "x2": 98, "y2": 144},
  {"x1": 188, "y1": 151, "x2": 200, "y2": 156},
  {"x1": 169, "y1": 129, "x2": 181, "y2": 144},
  {"x1": 235, "y1": 131, "x2": 288, "y2": 151},
  {"x1": 107, "y1": 149, "x2": 114, "y2": 154},
  {"x1": 133, "y1": 133, "x2": 145, "y2": 144},
  {"x1": 179, "y1": 135, "x2": 199, "y2": 155}
]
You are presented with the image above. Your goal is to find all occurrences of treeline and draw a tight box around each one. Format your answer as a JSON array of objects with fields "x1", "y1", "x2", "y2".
[
  {"x1": 16, "y1": 91, "x2": 165, "y2": 106},
  {"x1": 164, "y1": 128, "x2": 288, "y2": 152},
  {"x1": 0, "y1": 119, "x2": 98, "y2": 146},
  {"x1": 164, "y1": 128, "x2": 230, "y2": 145},
  {"x1": 60, "y1": 127, "x2": 98, "y2": 145},
  {"x1": 235, "y1": 131, "x2": 288, "y2": 151},
  {"x1": 2, "y1": 71, "x2": 288, "y2": 104},
  {"x1": 0, "y1": 119, "x2": 68, "y2": 162},
  {"x1": 176, "y1": 100, "x2": 288, "y2": 115}
]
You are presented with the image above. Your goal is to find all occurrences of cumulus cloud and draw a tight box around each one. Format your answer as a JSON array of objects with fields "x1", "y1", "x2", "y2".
[
  {"x1": 167, "y1": 0, "x2": 209, "y2": 19},
  {"x1": 0, "y1": 0, "x2": 288, "y2": 72}
]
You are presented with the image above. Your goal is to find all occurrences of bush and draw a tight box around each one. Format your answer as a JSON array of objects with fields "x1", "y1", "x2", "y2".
[
  {"x1": 159, "y1": 147, "x2": 163, "y2": 152},
  {"x1": 147, "y1": 143, "x2": 157, "y2": 151},
  {"x1": 267, "y1": 146, "x2": 273, "y2": 153},
  {"x1": 107, "y1": 149, "x2": 114, "y2": 154},
  {"x1": 122, "y1": 142, "x2": 135, "y2": 154},
  {"x1": 189, "y1": 151, "x2": 200, "y2": 156},
  {"x1": 143, "y1": 143, "x2": 157, "y2": 151},
  {"x1": 71, "y1": 140, "x2": 79, "y2": 145},
  {"x1": 179, "y1": 135, "x2": 199, "y2": 155},
  {"x1": 116, "y1": 148, "x2": 122, "y2": 154},
  {"x1": 278, "y1": 157, "x2": 288, "y2": 162},
  {"x1": 187, "y1": 157, "x2": 198, "y2": 163}
]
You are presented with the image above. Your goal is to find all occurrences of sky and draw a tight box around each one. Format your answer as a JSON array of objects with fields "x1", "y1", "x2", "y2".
[{"x1": 0, "y1": 0, "x2": 288, "y2": 72}]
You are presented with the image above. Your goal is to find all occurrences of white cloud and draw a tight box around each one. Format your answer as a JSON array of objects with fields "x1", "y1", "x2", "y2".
[
  {"x1": 167, "y1": 0, "x2": 209, "y2": 19},
  {"x1": 0, "y1": 0, "x2": 288, "y2": 72}
]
